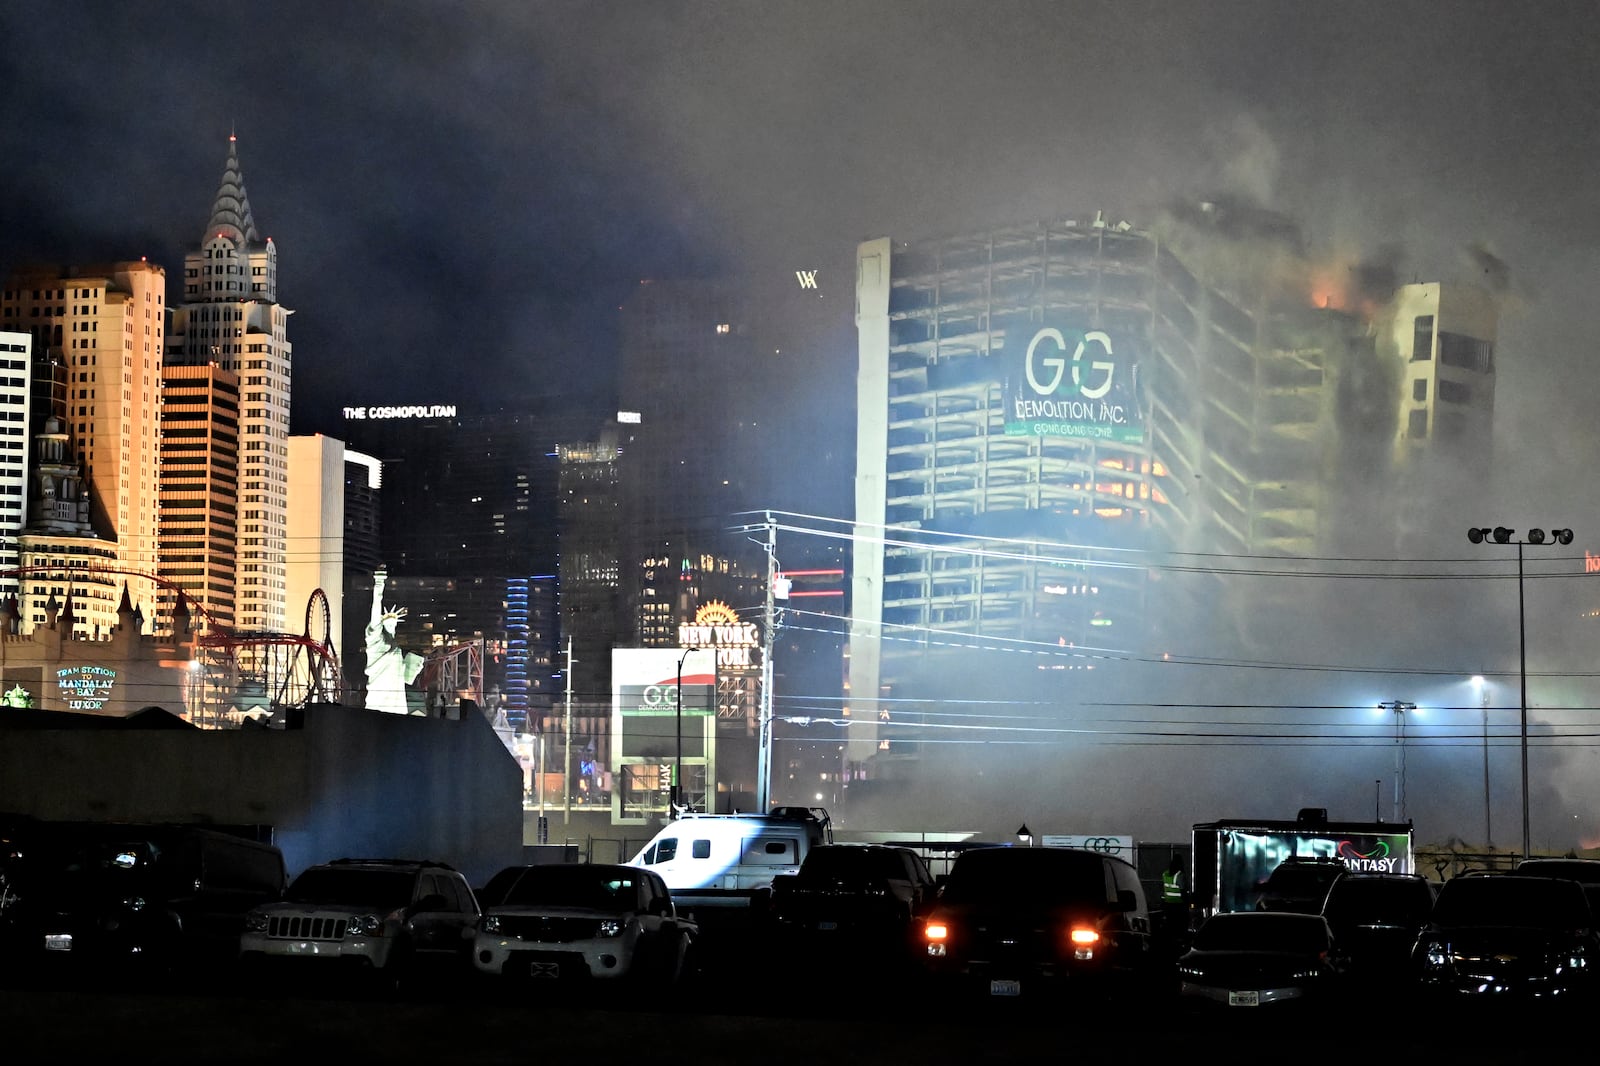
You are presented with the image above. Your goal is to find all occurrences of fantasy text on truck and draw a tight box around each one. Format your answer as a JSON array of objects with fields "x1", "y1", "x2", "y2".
[{"x1": 1191, "y1": 808, "x2": 1415, "y2": 920}]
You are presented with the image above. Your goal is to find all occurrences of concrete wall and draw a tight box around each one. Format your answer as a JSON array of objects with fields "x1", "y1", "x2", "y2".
[{"x1": 0, "y1": 703, "x2": 523, "y2": 888}]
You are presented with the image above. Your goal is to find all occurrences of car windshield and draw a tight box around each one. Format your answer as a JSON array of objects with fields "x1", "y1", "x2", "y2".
[
  {"x1": 286, "y1": 867, "x2": 416, "y2": 907},
  {"x1": 1265, "y1": 864, "x2": 1343, "y2": 894},
  {"x1": 1517, "y1": 861, "x2": 1600, "y2": 884},
  {"x1": 1195, "y1": 914, "x2": 1330, "y2": 952},
  {"x1": 1323, "y1": 879, "x2": 1433, "y2": 923},
  {"x1": 799, "y1": 847, "x2": 905, "y2": 880},
  {"x1": 500, "y1": 866, "x2": 639, "y2": 912},
  {"x1": 1433, "y1": 877, "x2": 1592, "y2": 928},
  {"x1": 939, "y1": 848, "x2": 1109, "y2": 906},
  {"x1": 28, "y1": 835, "x2": 163, "y2": 892}
]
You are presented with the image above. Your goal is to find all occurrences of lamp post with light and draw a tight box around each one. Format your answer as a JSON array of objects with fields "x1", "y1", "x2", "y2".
[
  {"x1": 674, "y1": 649, "x2": 692, "y2": 815},
  {"x1": 1467, "y1": 525, "x2": 1573, "y2": 862},
  {"x1": 1377, "y1": 701, "x2": 1416, "y2": 822},
  {"x1": 1472, "y1": 674, "x2": 1491, "y2": 848}
]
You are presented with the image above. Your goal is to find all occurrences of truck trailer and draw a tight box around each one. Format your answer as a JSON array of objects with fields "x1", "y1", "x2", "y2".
[{"x1": 1191, "y1": 807, "x2": 1415, "y2": 919}]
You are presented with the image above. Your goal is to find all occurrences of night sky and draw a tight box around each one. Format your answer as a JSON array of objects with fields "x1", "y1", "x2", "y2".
[{"x1": 5, "y1": 1, "x2": 1600, "y2": 847}]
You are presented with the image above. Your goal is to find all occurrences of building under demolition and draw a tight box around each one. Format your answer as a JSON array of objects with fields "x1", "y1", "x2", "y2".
[{"x1": 846, "y1": 205, "x2": 1498, "y2": 770}]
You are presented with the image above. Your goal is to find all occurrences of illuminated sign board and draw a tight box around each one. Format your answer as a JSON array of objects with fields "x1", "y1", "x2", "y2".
[
  {"x1": 677, "y1": 600, "x2": 759, "y2": 669},
  {"x1": 617, "y1": 411, "x2": 641, "y2": 424},
  {"x1": 342, "y1": 405, "x2": 458, "y2": 420},
  {"x1": 56, "y1": 665, "x2": 116, "y2": 711},
  {"x1": 1215, "y1": 830, "x2": 1412, "y2": 913},
  {"x1": 1003, "y1": 326, "x2": 1143, "y2": 442}
]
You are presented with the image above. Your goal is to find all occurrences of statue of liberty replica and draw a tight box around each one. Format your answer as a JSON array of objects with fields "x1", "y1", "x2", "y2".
[{"x1": 364, "y1": 567, "x2": 424, "y2": 714}]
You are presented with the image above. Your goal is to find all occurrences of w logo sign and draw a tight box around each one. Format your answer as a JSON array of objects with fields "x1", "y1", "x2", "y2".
[{"x1": 795, "y1": 270, "x2": 819, "y2": 289}]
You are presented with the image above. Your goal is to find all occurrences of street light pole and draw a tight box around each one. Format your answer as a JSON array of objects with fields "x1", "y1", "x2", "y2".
[
  {"x1": 1467, "y1": 525, "x2": 1573, "y2": 862},
  {"x1": 1378, "y1": 701, "x2": 1415, "y2": 822},
  {"x1": 674, "y1": 648, "x2": 691, "y2": 816},
  {"x1": 1472, "y1": 675, "x2": 1491, "y2": 849},
  {"x1": 756, "y1": 514, "x2": 777, "y2": 813}
]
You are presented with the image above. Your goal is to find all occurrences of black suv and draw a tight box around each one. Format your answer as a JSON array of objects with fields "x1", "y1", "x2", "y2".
[
  {"x1": 2, "y1": 820, "x2": 286, "y2": 983},
  {"x1": 769, "y1": 844, "x2": 937, "y2": 961},
  {"x1": 915, "y1": 845, "x2": 1157, "y2": 1001},
  {"x1": 1413, "y1": 873, "x2": 1600, "y2": 1005},
  {"x1": 1319, "y1": 871, "x2": 1436, "y2": 984},
  {"x1": 1254, "y1": 857, "x2": 1347, "y2": 914}
]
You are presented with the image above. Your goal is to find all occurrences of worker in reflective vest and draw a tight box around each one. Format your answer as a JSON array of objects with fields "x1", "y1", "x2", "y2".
[{"x1": 1162, "y1": 855, "x2": 1189, "y2": 939}]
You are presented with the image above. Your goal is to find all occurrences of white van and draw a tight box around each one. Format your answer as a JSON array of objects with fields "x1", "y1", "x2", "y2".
[{"x1": 625, "y1": 807, "x2": 831, "y2": 915}]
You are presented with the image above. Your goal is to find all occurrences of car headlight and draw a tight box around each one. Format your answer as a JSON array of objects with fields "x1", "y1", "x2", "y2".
[
  {"x1": 598, "y1": 919, "x2": 624, "y2": 938},
  {"x1": 123, "y1": 896, "x2": 146, "y2": 912},
  {"x1": 1419, "y1": 938, "x2": 1449, "y2": 971},
  {"x1": 244, "y1": 912, "x2": 268, "y2": 934},
  {"x1": 481, "y1": 915, "x2": 502, "y2": 935},
  {"x1": 1554, "y1": 941, "x2": 1589, "y2": 971},
  {"x1": 349, "y1": 913, "x2": 382, "y2": 937}
]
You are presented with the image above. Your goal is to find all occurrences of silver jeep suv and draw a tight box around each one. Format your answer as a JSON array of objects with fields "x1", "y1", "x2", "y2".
[{"x1": 239, "y1": 858, "x2": 479, "y2": 990}]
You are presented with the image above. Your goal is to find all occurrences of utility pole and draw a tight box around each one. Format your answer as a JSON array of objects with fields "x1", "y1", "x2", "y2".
[
  {"x1": 563, "y1": 637, "x2": 573, "y2": 823},
  {"x1": 756, "y1": 513, "x2": 777, "y2": 813}
]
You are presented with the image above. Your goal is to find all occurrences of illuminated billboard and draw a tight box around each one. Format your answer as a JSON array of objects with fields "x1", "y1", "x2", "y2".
[
  {"x1": 1002, "y1": 325, "x2": 1144, "y2": 442},
  {"x1": 611, "y1": 648, "x2": 717, "y2": 822},
  {"x1": 56, "y1": 665, "x2": 118, "y2": 712}
]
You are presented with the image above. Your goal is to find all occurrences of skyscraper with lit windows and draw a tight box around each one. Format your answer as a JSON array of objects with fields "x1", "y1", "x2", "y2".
[
  {"x1": 167, "y1": 134, "x2": 292, "y2": 636},
  {"x1": 2, "y1": 261, "x2": 165, "y2": 632}
]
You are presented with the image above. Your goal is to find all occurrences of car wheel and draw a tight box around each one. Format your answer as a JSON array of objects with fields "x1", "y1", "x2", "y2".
[{"x1": 376, "y1": 943, "x2": 413, "y2": 1000}]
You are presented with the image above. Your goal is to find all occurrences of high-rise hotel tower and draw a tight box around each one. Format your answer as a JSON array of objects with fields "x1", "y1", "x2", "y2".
[
  {"x1": 2, "y1": 262, "x2": 165, "y2": 632},
  {"x1": 167, "y1": 134, "x2": 293, "y2": 635}
]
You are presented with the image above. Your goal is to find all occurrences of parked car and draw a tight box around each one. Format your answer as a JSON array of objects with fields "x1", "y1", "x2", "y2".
[
  {"x1": 915, "y1": 845, "x2": 1157, "y2": 1001},
  {"x1": 1319, "y1": 871, "x2": 1436, "y2": 988},
  {"x1": 1253, "y1": 856, "x2": 1347, "y2": 914},
  {"x1": 1515, "y1": 857, "x2": 1600, "y2": 913},
  {"x1": 3, "y1": 820, "x2": 286, "y2": 982},
  {"x1": 472, "y1": 863, "x2": 695, "y2": 985},
  {"x1": 769, "y1": 844, "x2": 937, "y2": 964},
  {"x1": 1412, "y1": 872, "x2": 1600, "y2": 1006},
  {"x1": 1177, "y1": 911, "x2": 1348, "y2": 1009},
  {"x1": 239, "y1": 858, "x2": 480, "y2": 993}
]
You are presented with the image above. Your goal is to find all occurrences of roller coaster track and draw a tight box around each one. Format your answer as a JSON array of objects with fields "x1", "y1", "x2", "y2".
[{"x1": 1, "y1": 565, "x2": 343, "y2": 717}]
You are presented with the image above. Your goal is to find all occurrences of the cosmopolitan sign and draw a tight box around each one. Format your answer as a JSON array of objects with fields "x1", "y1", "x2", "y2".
[
  {"x1": 342, "y1": 405, "x2": 458, "y2": 420},
  {"x1": 1003, "y1": 326, "x2": 1143, "y2": 442}
]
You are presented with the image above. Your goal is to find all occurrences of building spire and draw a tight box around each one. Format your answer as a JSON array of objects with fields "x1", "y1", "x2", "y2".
[{"x1": 204, "y1": 132, "x2": 261, "y2": 246}]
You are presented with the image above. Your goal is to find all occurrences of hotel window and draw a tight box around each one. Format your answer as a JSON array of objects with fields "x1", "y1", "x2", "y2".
[
  {"x1": 1411, "y1": 315, "x2": 1434, "y2": 361},
  {"x1": 1412, "y1": 379, "x2": 1428, "y2": 401}
]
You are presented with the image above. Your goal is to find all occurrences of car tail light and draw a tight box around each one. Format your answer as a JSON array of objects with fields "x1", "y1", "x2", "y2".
[
  {"x1": 924, "y1": 921, "x2": 949, "y2": 942},
  {"x1": 1069, "y1": 925, "x2": 1100, "y2": 959}
]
